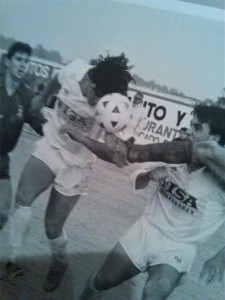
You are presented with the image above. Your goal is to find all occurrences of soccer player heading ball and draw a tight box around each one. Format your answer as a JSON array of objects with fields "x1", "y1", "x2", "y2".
[{"x1": 6, "y1": 53, "x2": 134, "y2": 292}]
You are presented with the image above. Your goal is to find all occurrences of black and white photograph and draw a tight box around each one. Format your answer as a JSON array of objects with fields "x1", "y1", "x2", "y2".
[{"x1": 0, "y1": 0, "x2": 225, "y2": 299}]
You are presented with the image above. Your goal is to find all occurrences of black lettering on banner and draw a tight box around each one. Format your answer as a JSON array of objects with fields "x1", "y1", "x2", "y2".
[
  {"x1": 51, "y1": 68, "x2": 60, "y2": 79},
  {"x1": 138, "y1": 132, "x2": 160, "y2": 142},
  {"x1": 154, "y1": 105, "x2": 166, "y2": 121},
  {"x1": 28, "y1": 61, "x2": 50, "y2": 79},
  {"x1": 41, "y1": 65, "x2": 50, "y2": 78},
  {"x1": 176, "y1": 111, "x2": 186, "y2": 126},
  {"x1": 143, "y1": 120, "x2": 151, "y2": 131},
  {"x1": 155, "y1": 124, "x2": 163, "y2": 136},
  {"x1": 147, "y1": 102, "x2": 156, "y2": 118},
  {"x1": 164, "y1": 126, "x2": 173, "y2": 139},
  {"x1": 147, "y1": 121, "x2": 157, "y2": 133},
  {"x1": 146, "y1": 102, "x2": 167, "y2": 121},
  {"x1": 172, "y1": 128, "x2": 180, "y2": 139}
]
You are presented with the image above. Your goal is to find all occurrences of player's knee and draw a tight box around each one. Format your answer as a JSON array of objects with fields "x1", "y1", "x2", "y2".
[
  {"x1": 143, "y1": 277, "x2": 175, "y2": 300},
  {"x1": 94, "y1": 270, "x2": 115, "y2": 291},
  {"x1": 15, "y1": 188, "x2": 33, "y2": 206}
]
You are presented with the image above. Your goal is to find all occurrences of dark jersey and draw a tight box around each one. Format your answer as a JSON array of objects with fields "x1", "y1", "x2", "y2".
[{"x1": 0, "y1": 74, "x2": 46, "y2": 154}]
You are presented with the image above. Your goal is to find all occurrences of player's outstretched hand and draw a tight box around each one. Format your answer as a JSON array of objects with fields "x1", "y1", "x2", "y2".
[
  {"x1": 105, "y1": 133, "x2": 135, "y2": 168},
  {"x1": 149, "y1": 166, "x2": 169, "y2": 181},
  {"x1": 199, "y1": 251, "x2": 225, "y2": 284},
  {"x1": 193, "y1": 141, "x2": 223, "y2": 163}
]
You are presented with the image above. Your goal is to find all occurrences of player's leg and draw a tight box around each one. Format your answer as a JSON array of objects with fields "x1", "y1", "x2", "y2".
[
  {"x1": 43, "y1": 188, "x2": 80, "y2": 292},
  {"x1": 78, "y1": 242, "x2": 141, "y2": 299},
  {"x1": 141, "y1": 229, "x2": 197, "y2": 300},
  {"x1": 7, "y1": 155, "x2": 54, "y2": 275},
  {"x1": 142, "y1": 264, "x2": 182, "y2": 300},
  {"x1": 0, "y1": 154, "x2": 12, "y2": 229},
  {"x1": 0, "y1": 179, "x2": 12, "y2": 229}
]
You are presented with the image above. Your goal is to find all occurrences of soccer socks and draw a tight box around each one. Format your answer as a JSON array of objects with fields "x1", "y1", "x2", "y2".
[
  {"x1": 9, "y1": 204, "x2": 32, "y2": 263},
  {"x1": 43, "y1": 230, "x2": 68, "y2": 292},
  {"x1": 48, "y1": 230, "x2": 68, "y2": 264},
  {"x1": 78, "y1": 274, "x2": 101, "y2": 300}
]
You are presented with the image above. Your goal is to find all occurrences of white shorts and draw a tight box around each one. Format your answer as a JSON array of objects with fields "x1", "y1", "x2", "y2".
[
  {"x1": 119, "y1": 216, "x2": 197, "y2": 274},
  {"x1": 32, "y1": 138, "x2": 92, "y2": 196}
]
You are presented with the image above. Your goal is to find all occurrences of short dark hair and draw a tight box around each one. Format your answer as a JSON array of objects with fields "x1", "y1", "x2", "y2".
[
  {"x1": 7, "y1": 42, "x2": 32, "y2": 59},
  {"x1": 180, "y1": 127, "x2": 187, "y2": 132},
  {"x1": 193, "y1": 104, "x2": 225, "y2": 145},
  {"x1": 135, "y1": 91, "x2": 144, "y2": 98},
  {"x1": 88, "y1": 53, "x2": 133, "y2": 97}
]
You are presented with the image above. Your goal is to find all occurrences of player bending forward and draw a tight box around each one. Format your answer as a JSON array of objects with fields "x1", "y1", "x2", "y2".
[
  {"x1": 63, "y1": 104, "x2": 225, "y2": 300},
  {"x1": 6, "y1": 53, "x2": 133, "y2": 292}
]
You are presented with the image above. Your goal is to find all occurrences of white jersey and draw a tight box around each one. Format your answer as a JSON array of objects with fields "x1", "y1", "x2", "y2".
[
  {"x1": 131, "y1": 164, "x2": 225, "y2": 244},
  {"x1": 43, "y1": 68, "x2": 101, "y2": 168}
]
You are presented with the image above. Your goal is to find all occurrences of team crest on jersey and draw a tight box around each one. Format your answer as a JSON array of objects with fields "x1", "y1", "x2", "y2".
[{"x1": 159, "y1": 179, "x2": 198, "y2": 215}]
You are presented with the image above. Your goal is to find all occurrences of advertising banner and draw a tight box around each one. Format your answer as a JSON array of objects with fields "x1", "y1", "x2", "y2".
[{"x1": 127, "y1": 87, "x2": 196, "y2": 143}]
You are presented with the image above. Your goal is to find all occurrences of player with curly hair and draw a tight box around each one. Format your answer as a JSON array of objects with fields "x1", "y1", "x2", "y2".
[
  {"x1": 6, "y1": 53, "x2": 133, "y2": 292},
  {"x1": 72, "y1": 104, "x2": 225, "y2": 300}
]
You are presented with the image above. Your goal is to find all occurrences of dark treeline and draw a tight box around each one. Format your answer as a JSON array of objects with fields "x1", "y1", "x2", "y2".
[{"x1": 132, "y1": 74, "x2": 202, "y2": 102}]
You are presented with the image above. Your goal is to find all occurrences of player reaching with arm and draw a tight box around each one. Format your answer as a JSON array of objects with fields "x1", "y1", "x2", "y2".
[
  {"x1": 6, "y1": 53, "x2": 134, "y2": 292},
  {"x1": 0, "y1": 41, "x2": 46, "y2": 230},
  {"x1": 61, "y1": 105, "x2": 225, "y2": 189},
  {"x1": 78, "y1": 104, "x2": 225, "y2": 300}
]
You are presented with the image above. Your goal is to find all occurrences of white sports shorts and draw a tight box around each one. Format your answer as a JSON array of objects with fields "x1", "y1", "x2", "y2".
[
  {"x1": 32, "y1": 138, "x2": 92, "y2": 196},
  {"x1": 119, "y1": 215, "x2": 197, "y2": 274}
]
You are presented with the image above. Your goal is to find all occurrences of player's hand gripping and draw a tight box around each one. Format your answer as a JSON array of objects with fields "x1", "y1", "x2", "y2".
[
  {"x1": 192, "y1": 141, "x2": 218, "y2": 162},
  {"x1": 105, "y1": 133, "x2": 135, "y2": 168},
  {"x1": 199, "y1": 249, "x2": 225, "y2": 284},
  {"x1": 148, "y1": 166, "x2": 169, "y2": 181}
]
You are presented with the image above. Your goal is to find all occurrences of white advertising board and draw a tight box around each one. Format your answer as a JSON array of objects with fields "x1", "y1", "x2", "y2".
[{"x1": 127, "y1": 88, "x2": 196, "y2": 144}]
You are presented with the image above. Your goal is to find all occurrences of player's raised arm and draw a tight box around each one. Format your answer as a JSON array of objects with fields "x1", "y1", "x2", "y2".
[
  {"x1": 59, "y1": 122, "x2": 192, "y2": 165},
  {"x1": 127, "y1": 141, "x2": 192, "y2": 164},
  {"x1": 60, "y1": 124, "x2": 116, "y2": 164}
]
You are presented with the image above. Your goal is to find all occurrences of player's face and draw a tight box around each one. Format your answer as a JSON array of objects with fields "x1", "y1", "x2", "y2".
[
  {"x1": 6, "y1": 52, "x2": 30, "y2": 81},
  {"x1": 189, "y1": 115, "x2": 212, "y2": 142},
  {"x1": 81, "y1": 74, "x2": 99, "y2": 106},
  {"x1": 133, "y1": 93, "x2": 143, "y2": 106},
  {"x1": 179, "y1": 131, "x2": 188, "y2": 140}
]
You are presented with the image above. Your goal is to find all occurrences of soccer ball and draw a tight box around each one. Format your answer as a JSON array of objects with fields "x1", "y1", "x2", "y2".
[{"x1": 95, "y1": 93, "x2": 132, "y2": 133}]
